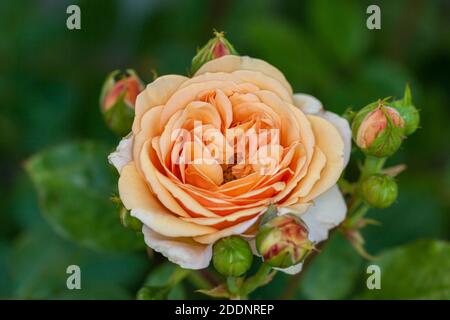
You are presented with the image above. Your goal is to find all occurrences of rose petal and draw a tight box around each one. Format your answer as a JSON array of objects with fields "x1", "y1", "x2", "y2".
[
  {"x1": 300, "y1": 185, "x2": 347, "y2": 243},
  {"x1": 195, "y1": 55, "x2": 293, "y2": 96},
  {"x1": 119, "y1": 163, "x2": 217, "y2": 237},
  {"x1": 193, "y1": 215, "x2": 260, "y2": 244},
  {"x1": 321, "y1": 111, "x2": 352, "y2": 167},
  {"x1": 293, "y1": 93, "x2": 323, "y2": 114},
  {"x1": 302, "y1": 115, "x2": 344, "y2": 202},
  {"x1": 132, "y1": 75, "x2": 188, "y2": 134},
  {"x1": 293, "y1": 93, "x2": 351, "y2": 167},
  {"x1": 142, "y1": 226, "x2": 212, "y2": 270},
  {"x1": 108, "y1": 134, "x2": 133, "y2": 173}
]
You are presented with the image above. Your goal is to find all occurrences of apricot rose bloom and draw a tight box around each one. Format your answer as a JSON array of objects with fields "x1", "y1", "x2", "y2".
[{"x1": 108, "y1": 55, "x2": 351, "y2": 272}]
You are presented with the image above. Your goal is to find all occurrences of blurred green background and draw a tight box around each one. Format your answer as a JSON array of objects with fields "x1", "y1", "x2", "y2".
[{"x1": 1, "y1": 0, "x2": 449, "y2": 299}]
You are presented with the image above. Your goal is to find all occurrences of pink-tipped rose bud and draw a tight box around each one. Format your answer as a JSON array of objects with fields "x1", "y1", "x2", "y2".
[
  {"x1": 100, "y1": 69, "x2": 144, "y2": 136},
  {"x1": 256, "y1": 214, "x2": 314, "y2": 268},
  {"x1": 191, "y1": 31, "x2": 238, "y2": 74},
  {"x1": 352, "y1": 101, "x2": 405, "y2": 157}
]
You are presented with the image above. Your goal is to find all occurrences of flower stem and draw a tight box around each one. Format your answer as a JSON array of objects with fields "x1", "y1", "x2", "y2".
[
  {"x1": 360, "y1": 156, "x2": 386, "y2": 180},
  {"x1": 240, "y1": 263, "x2": 274, "y2": 298}
]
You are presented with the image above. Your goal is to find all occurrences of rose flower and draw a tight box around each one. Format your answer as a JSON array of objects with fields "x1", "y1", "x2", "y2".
[{"x1": 109, "y1": 55, "x2": 351, "y2": 272}]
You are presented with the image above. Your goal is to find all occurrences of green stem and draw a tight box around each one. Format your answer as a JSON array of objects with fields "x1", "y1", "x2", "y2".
[
  {"x1": 360, "y1": 156, "x2": 386, "y2": 180},
  {"x1": 168, "y1": 267, "x2": 191, "y2": 289},
  {"x1": 347, "y1": 203, "x2": 370, "y2": 226},
  {"x1": 240, "y1": 263, "x2": 274, "y2": 298},
  {"x1": 226, "y1": 277, "x2": 240, "y2": 296}
]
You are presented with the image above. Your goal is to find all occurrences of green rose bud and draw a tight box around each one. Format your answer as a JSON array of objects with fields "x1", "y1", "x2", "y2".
[
  {"x1": 361, "y1": 174, "x2": 398, "y2": 208},
  {"x1": 391, "y1": 84, "x2": 420, "y2": 136},
  {"x1": 256, "y1": 214, "x2": 314, "y2": 268},
  {"x1": 191, "y1": 30, "x2": 238, "y2": 74},
  {"x1": 352, "y1": 100, "x2": 405, "y2": 158},
  {"x1": 100, "y1": 69, "x2": 144, "y2": 136},
  {"x1": 212, "y1": 236, "x2": 253, "y2": 277}
]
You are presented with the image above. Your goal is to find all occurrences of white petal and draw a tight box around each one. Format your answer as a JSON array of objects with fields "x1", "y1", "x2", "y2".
[
  {"x1": 301, "y1": 185, "x2": 347, "y2": 243},
  {"x1": 108, "y1": 134, "x2": 133, "y2": 173},
  {"x1": 321, "y1": 111, "x2": 352, "y2": 167},
  {"x1": 274, "y1": 263, "x2": 303, "y2": 275},
  {"x1": 142, "y1": 226, "x2": 212, "y2": 270},
  {"x1": 292, "y1": 93, "x2": 323, "y2": 114}
]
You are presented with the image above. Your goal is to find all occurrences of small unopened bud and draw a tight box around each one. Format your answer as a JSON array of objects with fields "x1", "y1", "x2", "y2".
[
  {"x1": 256, "y1": 214, "x2": 313, "y2": 268},
  {"x1": 213, "y1": 236, "x2": 253, "y2": 277},
  {"x1": 353, "y1": 101, "x2": 405, "y2": 157},
  {"x1": 361, "y1": 174, "x2": 398, "y2": 208},
  {"x1": 191, "y1": 31, "x2": 238, "y2": 74},
  {"x1": 100, "y1": 69, "x2": 144, "y2": 136},
  {"x1": 392, "y1": 84, "x2": 420, "y2": 136}
]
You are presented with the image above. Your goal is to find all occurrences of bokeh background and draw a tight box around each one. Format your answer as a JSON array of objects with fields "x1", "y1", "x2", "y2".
[{"x1": 1, "y1": 0, "x2": 449, "y2": 299}]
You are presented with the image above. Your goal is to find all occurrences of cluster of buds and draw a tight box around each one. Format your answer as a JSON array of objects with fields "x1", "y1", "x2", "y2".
[
  {"x1": 211, "y1": 207, "x2": 313, "y2": 278},
  {"x1": 100, "y1": 69, "x2": 144, "y2": 136},
  {"x1": 352, "y1": 85, "x2": 420, "y2": 158}
]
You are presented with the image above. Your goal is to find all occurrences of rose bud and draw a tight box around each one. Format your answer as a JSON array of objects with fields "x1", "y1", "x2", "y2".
[
  {"x1": 212, "y1": 236, "x2": 253, "y2": 277},
  {"x1": 100, "y1": 69, "x2": 144, "y2": 136},
  {"x1": 391, "y1": 84, "x2": 420, "y2": 136},
  {"x1": 256, "y1": 214, "x2": 314, "y2": 268},
  {"x1": 361, "y1": 174, "x2": 398, "y2": 208},
  {"x1": 352, "y1": 101, "x2": 405, "y2": 157},
  {"x1": 191, "y1": 31, "x2": 238, "y2": 74}
]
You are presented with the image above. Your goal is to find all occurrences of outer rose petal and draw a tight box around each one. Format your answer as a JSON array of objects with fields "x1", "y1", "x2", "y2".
[
  {"x1": 142, "y1": 226, "x2": 212, "y2": 270},
  {"x1": 321, "y1": 111, "x2": 351, "y2": 167},
  {"x1": 303, "y1": 116, "x2": 344, "y2": 202},
  {"x1": 195, "y1": 55, "x2": 293, "y2": 97},
  {"x1": 293, "y1": 93, "x2": 351, "y2": 166},
  {"x1": 132, "y1": 75, "x2": 188, "y2": 134},
  {"x1": 108, "y1": 134, "x2": 133, "y2": 173},
  {"x1": 300, "y1": 185, "x2": 347, "y2": 243},
  {"x1": 119, "y1": 163, "x2": 217, "y2": 237}
]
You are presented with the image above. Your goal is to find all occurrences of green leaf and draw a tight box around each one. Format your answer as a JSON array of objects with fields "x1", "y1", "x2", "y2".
[
  {"x1": 25, "y1": 141, "x2": 144, "y2": 252},
  {"x1": 357, "y1": 240, "x2": 450, "y2": 299},
  {"x1": 10, "y1": 226, "x2": 149, "y2": 299}
]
